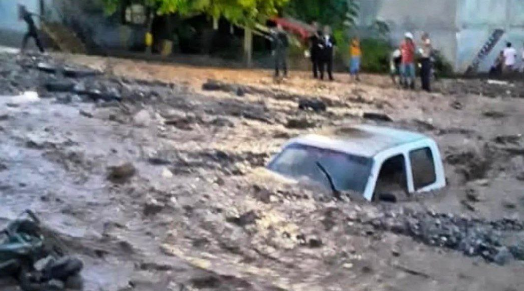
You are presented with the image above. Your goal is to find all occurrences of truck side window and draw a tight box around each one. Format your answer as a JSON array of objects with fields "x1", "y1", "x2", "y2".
[
  {"x1": 374, "y1": 155, "x2": 408, "y2": 199},
  {"x1": 410, "y1": 147, "x2": 436, "y2": 189}
]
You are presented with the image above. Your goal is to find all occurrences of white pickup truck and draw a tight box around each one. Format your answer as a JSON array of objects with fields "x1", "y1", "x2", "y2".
[{"x1": 267, "y1": 124, "x2": 446, "y2": 202}]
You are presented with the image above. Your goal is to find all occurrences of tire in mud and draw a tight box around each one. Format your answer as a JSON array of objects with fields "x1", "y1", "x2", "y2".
[
  {"x1": 45, "y1": 257, "x2": 83, "y2": 281},
  {"x1": 18, "y1": 266, "x2": 62, "y2": 291}
]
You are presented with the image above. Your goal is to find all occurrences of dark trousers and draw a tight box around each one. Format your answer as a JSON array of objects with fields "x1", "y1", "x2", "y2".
[
  {"x1": 420, "y1": 58, "x2": 431, "y2": 92},
  {"x1": 320, "y1": 59, "x2": 333, "y2": 80},
  {"x1": 274, "y1": 51, "x2": 287, "y2": 77},
  {"x1": 312, "y1": 57, "x2": 319, "y2": 78},
  {"x1": 22, "y1": 30, "x2": 45, "y2": 53}
]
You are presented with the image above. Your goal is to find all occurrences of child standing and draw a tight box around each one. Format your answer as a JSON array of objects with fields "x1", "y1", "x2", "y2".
[{"x1": 349, "y1": 37, "x2": 362, "y2": 81}]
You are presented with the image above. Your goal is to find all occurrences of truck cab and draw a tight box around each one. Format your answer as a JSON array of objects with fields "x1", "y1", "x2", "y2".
[{"x1": 267, "y1": 125, "x2": 446, "y2": 202}]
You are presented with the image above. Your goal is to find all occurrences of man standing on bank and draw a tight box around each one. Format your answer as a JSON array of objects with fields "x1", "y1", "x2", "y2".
[
  {"x1": 19, "y1": 5, "x2": 45, "y2": 53},
  {"x1": 309, "y1": 21, "x2": 322, "y2": 79},
  {"x1": 271, "y1": 24, "x2": 289, "y2": 79},
  {"x1": 419, "y1": 32, "x2": 433, "y2": 92},
  {"x1": 319, "y1": 25, "x2": 336, "y2": 81}
]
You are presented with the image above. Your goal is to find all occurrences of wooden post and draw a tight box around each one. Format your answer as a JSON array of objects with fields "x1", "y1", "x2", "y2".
[{"x1": 244, "y1": 27, "x2": 253, "y2": 67}]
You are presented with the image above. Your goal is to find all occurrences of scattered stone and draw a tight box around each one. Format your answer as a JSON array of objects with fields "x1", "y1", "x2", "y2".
[
  {"x1": 0, "y1": 114, "x2": 9, "y2": 121},
  {"x1": 392, "y1": 248, "x2": 401, "y2": 257},
  {"x1": 413, "y1": 119, "x2": 437, "y2": 131},
  {"x1": 363, "y1": 112, "x2": 393, "y2": 122},
  {"x1": 79, "y1": 109, "x2": 93, "y2": 118},
  {"x1": 63, "y1": 67, "x2": 101, "y2": 78},
  {"x1": 285, "y1": 117, "x2": 315, "y2": 129},
  {"x1": 162, "y1": 168, "x2": 174, "y2": 178},
  {"x1": 0, "y1": 163, "x2": 7, "y2": 172},
  {"x1": 298, "y1": 99, "x2": 327, "y2": 112},
  {"x1": 236, "y1": 87, "x2": 245, "y2": 97},
  {"x1": 107, "y1": 162, "x2": 136, "y2": 183},
  {"x1": 502, "y1": 199, "x2": 517, "y2": 209},
  {"x1": 493, "y1": 247, "x2": 514, "y2": 266},
  {"x1": 465, "y1": 188, "x2": 481, "y2": 202},
  {"x1": 210, "y1": 117, "x2": 234, "y2": 127},
  {"x1": 308, "y1": 237, "x2": 323, "y2": 248},
  {"x1": 44, "y1": 80, "x2": 76, "y2": 92},
  {"x1": 133, "y1": 109, "x2": 153, "y2": 127},
  {"x1": 483, "y1": 111, "x2": 505, "y2": 119},
  {"x1": 143, "y1": 198, "x2": 165, "y2": 216},
  {"x1": 226, "y1": 210, "x2": 258, "y2": 227},
  {"x1": 451, "y1": 101, "x2": 463, "y2": 110},
  {"x1": 164, "y1": 115, "x2": 196, "y2": 130},
  {"x1": 202, "y1": 79, "x2": 222, "y2": 91},
  {"x1": 494, "y1": 135, "x2": 521, "y2": 145},
  {"x1": 148, "y1": 157, "x2": 171, "y2": 165},
  {"x1": 37, "y1": 62, "x2": 57, "y2": 73}
]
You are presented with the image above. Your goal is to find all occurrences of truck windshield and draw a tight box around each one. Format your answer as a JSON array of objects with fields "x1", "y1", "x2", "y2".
[{"x1": 267, "y1": 144, "x2": 373, "y2": 195}]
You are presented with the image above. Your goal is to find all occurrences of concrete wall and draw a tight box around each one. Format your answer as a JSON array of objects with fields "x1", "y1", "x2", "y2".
[
  {"x1": 356, "y1": 0, "x2": 459, "y2": 70},
  {"x1": 357, "y1": 0, "x2": 524, "y2": 73},
  {"x1": 0, "y1": 0, "x2": 40, "y2": 47},
  {"x1": 457, "y1": 0, "x2": 524, "y2": 72}
]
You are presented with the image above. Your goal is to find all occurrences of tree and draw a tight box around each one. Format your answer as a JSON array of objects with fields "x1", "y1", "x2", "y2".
[
  {"x1": 283, "y1": 0, "x2": 359, "y2": 30},
  {"x1": 102, "y1": 0, "x2": 289, "y2": 65},
  {"x1": 102, "y1": 0, "x2": 288, "y2": 27}
]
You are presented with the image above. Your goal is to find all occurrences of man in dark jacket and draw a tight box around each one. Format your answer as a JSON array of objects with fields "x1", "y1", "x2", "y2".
[
  {"x1": 319, "y1": 25, "x2": 336, "y2": 81},
  {"x1": 19, "y1": 5, "x2": 45, "y2": 53},
  {"x1": 308, "y1": 21, "x2": 322, "y2": 79},
  {"x1": 271, "y1": 24, "x2": 289, "y2": 78}
]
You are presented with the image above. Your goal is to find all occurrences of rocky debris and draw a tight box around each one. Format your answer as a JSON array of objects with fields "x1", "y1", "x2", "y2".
[
  {"x1": 44, "y1": 80, "x2": 76, "y2": 92},
  {"x1": 413, "y1": 119, "x2": 437, "y2": 131},
  {"x1": 483, "y1": 110, "x2": 506, "y2": 119},
  {"x1": 202, "y1": 79, "x2": 245, "y2": 97},
  {"x1": 465, "y1": 188, "x2": 482, "y2": 202},
  {"x1": 133, "y1": 109, "x2": 154, "y2": 127},
  {"x1": 363, "y1": 112, "x2": 393, "y2": 122},
  {"x1": 494, "y1": 135, "x2": 521, "y2": 145},
  {"x1": 445, "y1": 148, "x2": 491, "y2": 181},
  {"x1": 0, "y1": 162, "x2": 7, "y2": 172},
  {"x1": 79, "y1": 109, "x2": 93, "y2": 118},
  {"x1": 286, "y1": 117, "x2": 316, "y2": 129},
  {"x1": 0, "y1": 113, "x2": 9, "y2": 121},
  {"x1": 143, "y1": 198, "x2": 165, "y2": 216},
  {"x1": 298, "y1": 99, "x2": 327, "y2": 112},
  {"x1": 209, "y1": 117, "x2": 234, "y2": 128},
  {"x1": 107, "y1": 162, "x2": 136, "y2": 183},
  {"x1": 451, "y1": 101, "x2": 463, "y2": 110},
  {"x1": 226, "y1": 210, "x2": 258, "y2": 227},
  {"x1": 372, "y1": 209, "x2": 524, "y2": 264},
  {"x1": 164, "y1": 114, "x2": 200, "y2": 130}
]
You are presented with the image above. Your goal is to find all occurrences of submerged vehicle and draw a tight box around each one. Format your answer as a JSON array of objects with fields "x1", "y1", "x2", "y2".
[
  {"x1": 267, "y1": 125, "x2": 446, "y2": 202},
  {"x1": 0, "y1": 210, "x2": 83, "y2": 290}
]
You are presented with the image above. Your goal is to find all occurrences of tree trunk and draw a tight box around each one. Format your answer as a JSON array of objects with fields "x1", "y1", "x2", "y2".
[
  {"x1": 244, "y1": 28, "x2": 253, "y2": 67},
  {"x1": 213, "y1": 16, "x2": 219, "y2": 30}
]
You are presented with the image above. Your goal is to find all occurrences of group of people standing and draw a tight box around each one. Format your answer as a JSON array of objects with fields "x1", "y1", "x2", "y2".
[
  {"x1": 308, "y1": 22, "x2": 337, "y2": 81},
  {"x1": 490, "y1": 42, "x2": 524, "y2": 76},
  {"x1": 272, "y1": 23, "x2": 434, "y2": 92},
  {"x1": 390, "y1": 32, "x2": 433, "y2": 92}
]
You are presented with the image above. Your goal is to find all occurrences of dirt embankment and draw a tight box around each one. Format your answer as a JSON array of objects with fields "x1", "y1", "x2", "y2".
[{"x1": 1, "y1": 52, "x2": 524, "y2": 291}]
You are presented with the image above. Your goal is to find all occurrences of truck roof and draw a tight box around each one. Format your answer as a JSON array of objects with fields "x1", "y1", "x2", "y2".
[{"x1": 289, "y1": 124, "x2": 429, "y2": 158}]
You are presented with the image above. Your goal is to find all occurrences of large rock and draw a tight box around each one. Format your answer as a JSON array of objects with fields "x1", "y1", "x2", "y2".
[
  {"x1": 285, "y1": 117, "x2": 315, "y2": 129},
  {"x1": 133, "y1": 110, "x2": 153, "y2": 127},
  {"x1": 107, "y1": 163, "x2": 136, "y2": 183}
]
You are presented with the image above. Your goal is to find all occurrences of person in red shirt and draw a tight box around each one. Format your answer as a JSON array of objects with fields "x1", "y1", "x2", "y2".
[{"x1": 400, "y1": 32, "x2": 416, "y2": 89}]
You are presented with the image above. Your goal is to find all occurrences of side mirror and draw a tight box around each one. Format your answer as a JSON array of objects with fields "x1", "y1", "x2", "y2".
[{"x1": 377, "y1": 193, "x2": 398, "y2": 203}]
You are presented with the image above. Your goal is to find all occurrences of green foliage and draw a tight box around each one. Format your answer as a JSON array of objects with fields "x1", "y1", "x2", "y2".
[
  {"x1": 284, "y1": 0, "x2": 358, "y2": 30},
  {"x1": 360, "y1": 38, "x2": 391, "y2": 73},
  {"x1": 101, "y1": 0, "x2": 289, "y2": 26},
  {"x1": 432, "y1": 50, "x2": 454, "y2": 77}
]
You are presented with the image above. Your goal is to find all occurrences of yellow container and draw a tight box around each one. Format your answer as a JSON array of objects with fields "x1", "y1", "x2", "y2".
[{"x1": 145, "y1": 32, "x2": 153, "y2": 47}]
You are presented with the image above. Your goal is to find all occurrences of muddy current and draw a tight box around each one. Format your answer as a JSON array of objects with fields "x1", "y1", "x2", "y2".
[{"x1": 1, "y1": 53, "x2": 524, "y2": 291}]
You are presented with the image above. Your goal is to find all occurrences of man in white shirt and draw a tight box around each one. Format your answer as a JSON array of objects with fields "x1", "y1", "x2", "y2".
[
  {"x1": 503, "y1": 42, "x2": 517, "y2": 72},
  {"x1": 520, "y1": 43, "x2": 524, "y2": 72}
]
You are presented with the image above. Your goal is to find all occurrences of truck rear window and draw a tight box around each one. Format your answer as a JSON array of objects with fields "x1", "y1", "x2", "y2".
[{"x1": 410, "y1": 147, "x2": 437, "y2": 189}]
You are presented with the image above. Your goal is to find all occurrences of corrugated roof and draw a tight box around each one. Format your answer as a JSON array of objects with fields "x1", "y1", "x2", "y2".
[{"x1": 290, "y1": 125, "x2": 428, "y2": 157}]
